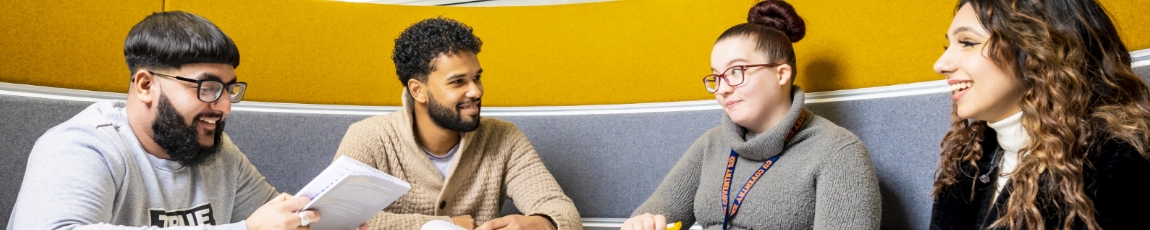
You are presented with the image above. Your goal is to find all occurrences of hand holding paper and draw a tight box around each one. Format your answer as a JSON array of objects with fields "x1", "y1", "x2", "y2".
[{"x1": 294, "y1": 156, "x2": 412, "y2": 230}]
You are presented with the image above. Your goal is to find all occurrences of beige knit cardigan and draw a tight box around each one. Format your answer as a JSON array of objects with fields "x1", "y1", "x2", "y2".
[{"x1": 333, "y1": 94, "x2": 581, "y2": 230}]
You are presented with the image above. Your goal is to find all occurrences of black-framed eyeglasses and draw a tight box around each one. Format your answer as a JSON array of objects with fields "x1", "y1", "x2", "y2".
[
  {"x1": 702, "y1": 63, "x2": 785, "y2": 93},
  {"x1": 149, "y1": 71, "x2": 248, "y2": 103}
]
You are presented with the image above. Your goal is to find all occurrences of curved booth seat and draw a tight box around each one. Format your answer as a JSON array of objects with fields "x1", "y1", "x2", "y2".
[
  {"x1": 2, "y1": 61, "x2": 1147, "y2": 230},
  {"x1": 0, "y1": 82, "x2": 951, "y2": 230}
]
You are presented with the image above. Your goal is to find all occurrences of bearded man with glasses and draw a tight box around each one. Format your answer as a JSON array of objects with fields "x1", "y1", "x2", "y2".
[{"x1": 8, "y1": 11, "x2": 362, "y2": 230}]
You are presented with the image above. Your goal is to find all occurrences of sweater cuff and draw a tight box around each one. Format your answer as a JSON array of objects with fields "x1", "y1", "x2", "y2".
[{"x1": 528, "y1": 213, "x2": 557, "y2": 228}]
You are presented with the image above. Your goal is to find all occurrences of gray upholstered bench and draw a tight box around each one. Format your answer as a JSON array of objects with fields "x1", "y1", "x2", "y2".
[{"x1": 3, "y1": 61, "x2": 1147, "y2": 229}]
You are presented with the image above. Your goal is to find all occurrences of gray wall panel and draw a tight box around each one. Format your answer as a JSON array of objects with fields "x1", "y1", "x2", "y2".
[
  {"x1": 1137, "y1": 65, "x2": 1149, "y2": 83},
  {"x1": 807, "y1": 93, "x2": 952, "y2": 230},
  {"x1": 493, "y1": 110, "x2": 723, "y2": 218},
  {"x1": 223, "y1": 112, "x2": 369, "y2": 194},
  {"x1": 0, "y1": 94, "x2": 958, "y2": 230},
  {"x1": 0, "y1": 97, "x2": 93, "y2": 228}
]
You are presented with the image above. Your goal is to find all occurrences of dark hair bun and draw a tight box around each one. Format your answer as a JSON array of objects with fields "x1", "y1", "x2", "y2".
[{"x1": 747, "y1": 0, "x2": 806, "y2": 42}]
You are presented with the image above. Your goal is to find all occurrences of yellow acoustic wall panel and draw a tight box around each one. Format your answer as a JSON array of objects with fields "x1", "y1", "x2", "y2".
[
  {"x1": 167, "y1": 0, "x2": 950, "y2": 106},
  {"x1": 0, "y1": 0, "x2": 163, "y2": 92},
  {"x1": 789, "y1": 0, "x2": 953, "y2": 93},
  {"x1": 3, "y1": 0, "x2": 1148, "y2": 106},
  {"x1": 1099, "y1": 1, "x2": 1150, "y2": 50},
  {"x1": 165, "y1": 0, "x2": 744, "y2": 106}
]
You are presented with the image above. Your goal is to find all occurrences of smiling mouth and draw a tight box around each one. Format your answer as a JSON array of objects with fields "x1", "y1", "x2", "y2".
[
  {"x1": 199, "y1": 117, "x2": 219, "y2": 124},
  {"x1": 948, "y1": 80, "x2": 974, "y2": 102},
  {"x1": 950, "y1": 81, "x2": 973, "y2": 94},
  {"x1": 457, "y1": 99, "x2": 481, "y2": 114},
  {"x1": 196, "y1": 116, "x2": 222, "y2": 133}
]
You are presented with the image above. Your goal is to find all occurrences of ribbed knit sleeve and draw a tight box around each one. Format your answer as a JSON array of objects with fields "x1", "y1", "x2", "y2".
[
  {"x1": 813, "y1": 139, "x2": 881, "y2": 229},
  {"x1": 629, "y1": 130, "x2": 711, "y2": 227},
  {"x1": 333, "y1": 117, "x2": 387, "y2": 166},
  {"x1": 499, "y1": 123, "x2": 582, "y2": 230},
  {"x1": 333, "y1": 116, "x2": 453, "y2": 229}
]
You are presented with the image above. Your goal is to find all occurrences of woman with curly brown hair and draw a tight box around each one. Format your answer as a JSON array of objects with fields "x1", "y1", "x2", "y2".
[{"x1": 930, "y1": 0, "x2": 1150, "y2": 229}]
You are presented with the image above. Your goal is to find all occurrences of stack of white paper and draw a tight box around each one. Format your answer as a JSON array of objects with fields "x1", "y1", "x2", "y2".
[{"x1": 295, "y1": 156, "x2": 412, "y2": 230}]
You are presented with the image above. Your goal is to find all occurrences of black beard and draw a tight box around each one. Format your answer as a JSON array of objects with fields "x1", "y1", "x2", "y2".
[
  {"x1": 427, "y1": 93, "x2": 480, "y2": 132},
  {"x1": 151, "y1": 93, "x2": 223, "y2": 167}
]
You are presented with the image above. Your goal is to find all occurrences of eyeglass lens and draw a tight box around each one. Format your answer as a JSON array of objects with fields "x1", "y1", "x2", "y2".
[
  {"x1": 704, "y1": 66, "x2": 745, "y2": 93},
  {"x1": 197, "y1": 81, "x2": 247, "y2": 103}
]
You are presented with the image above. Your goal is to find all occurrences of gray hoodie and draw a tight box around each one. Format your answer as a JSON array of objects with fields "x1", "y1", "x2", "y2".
[{"x1": 7, "y1": 101, "x2": 278, "y2": 230}]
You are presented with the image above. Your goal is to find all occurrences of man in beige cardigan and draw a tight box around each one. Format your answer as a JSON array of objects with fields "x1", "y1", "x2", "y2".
[{"x1": 333, "y1": 17, "x2": 581, "y2": 230}]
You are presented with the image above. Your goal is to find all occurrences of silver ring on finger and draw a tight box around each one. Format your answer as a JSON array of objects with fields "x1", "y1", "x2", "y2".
[{"x1": 299, "y1": 212, "x2": 310, "y2": 227}]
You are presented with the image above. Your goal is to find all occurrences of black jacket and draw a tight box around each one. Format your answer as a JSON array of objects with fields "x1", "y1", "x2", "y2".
[{"x1": 930, "y1": 129, "x2": 1150, "y2": 229}]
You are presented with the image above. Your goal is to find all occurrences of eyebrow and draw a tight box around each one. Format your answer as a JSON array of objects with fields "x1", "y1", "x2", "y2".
[
  {"x1": 445, "y1": 69, "x2": 483, "y2": 82},
  {"x1": 711, "y1": 58, "x2": 751, "y2": 72},
  {"x1": 199, "y1": 73, "x2": 237, "y2": 84},
  {"x1": 951, "y1": 26, "x2": 986, "y2": 38},
  {"x1": 445, "y1": 73, "x2": 469, "y2": 82},
  {"x1": 446, "y1": 74, "x2": 466, "y2": 82}
]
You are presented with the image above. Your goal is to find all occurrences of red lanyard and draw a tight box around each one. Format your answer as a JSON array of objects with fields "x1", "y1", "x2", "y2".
[{"x1": 720, "y1": 109, "x2": 807, "y2": 230}]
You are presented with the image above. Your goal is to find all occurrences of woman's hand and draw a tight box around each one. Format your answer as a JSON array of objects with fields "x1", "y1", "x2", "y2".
[{"x1": 621, "y1": 213, "x2": 666, "y2": 230}]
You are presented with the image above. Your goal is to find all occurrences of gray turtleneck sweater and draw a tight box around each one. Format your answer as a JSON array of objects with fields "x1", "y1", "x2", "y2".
[{"x1": 631, "y1": 87, "x2": 881, "y2": 229}]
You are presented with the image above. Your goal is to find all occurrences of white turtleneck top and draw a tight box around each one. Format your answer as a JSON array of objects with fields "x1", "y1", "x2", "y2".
[{"x1": 986, "y1": 112, "x2": 1028, "y2": 200}]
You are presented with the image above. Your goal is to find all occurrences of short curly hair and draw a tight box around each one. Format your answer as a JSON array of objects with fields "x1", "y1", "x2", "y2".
[{"x1": 392, "y1": 17, "x2": 483, "y2": 88}]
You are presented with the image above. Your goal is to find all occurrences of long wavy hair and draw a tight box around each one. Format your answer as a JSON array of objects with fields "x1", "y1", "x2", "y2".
[{"x1": 932, "y1": 0, "x2": 1150, "y2": 229}]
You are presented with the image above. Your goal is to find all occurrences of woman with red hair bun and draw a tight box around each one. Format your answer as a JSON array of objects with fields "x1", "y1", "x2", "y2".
[{"x1": 622, "y1": 1, "x2": 882, "y2": 229}]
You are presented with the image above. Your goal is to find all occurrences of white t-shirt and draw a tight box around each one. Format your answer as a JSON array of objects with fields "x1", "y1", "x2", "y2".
[{"x1": 421, "y1": 140, "x2": 461, "y2": 178}]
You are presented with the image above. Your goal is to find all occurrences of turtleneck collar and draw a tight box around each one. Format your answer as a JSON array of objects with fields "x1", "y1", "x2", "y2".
[
  {"x1": 718, "y1": 86, "x2": 808, "y2": 161},
  {"x1": 987, "y1": 112, "x2": 1027, "y2": 154}
]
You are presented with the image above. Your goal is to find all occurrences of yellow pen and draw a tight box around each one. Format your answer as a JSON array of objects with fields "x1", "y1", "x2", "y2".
[{"x1": 665, "y1": 221, "x2": 682, "y2": 230}]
